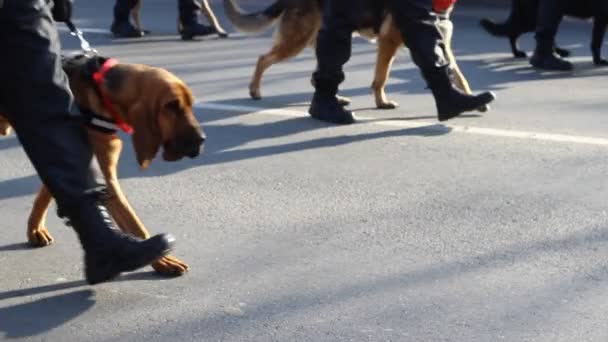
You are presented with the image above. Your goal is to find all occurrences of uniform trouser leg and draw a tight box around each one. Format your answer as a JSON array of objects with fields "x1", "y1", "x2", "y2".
[
  {"x1": 385, "y1": 0, "x2": 449, "y2": 73},
  {"x1": 113, "y1": 0, "x2": 138, "y2": 25},
  {"x1": 385, "y1": 0, "x2": 495, "y2": 120},
  {"x1": 179, "y1": 0, "x2": 202, "y2": 26},
  {"x1": 530, "y1": 0, "x2": 571, "y2": 69},
  {"x1": 535, "y1": 0, "x2": 566, "y2": 44},
  {"x1": 0, "y1": 1, "x2": 173, "y2": 284},
  {"x1": 312, "y1": 0, "x2": 355, "y2": 97},
  {"x1": 0, "y1": 1, "x2": 103, "y2": 210}
]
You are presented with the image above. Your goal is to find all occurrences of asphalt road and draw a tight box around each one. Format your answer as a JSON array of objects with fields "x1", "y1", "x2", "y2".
[{"x1": 1, "y1": 1, "x2": 608, "y2": 341}]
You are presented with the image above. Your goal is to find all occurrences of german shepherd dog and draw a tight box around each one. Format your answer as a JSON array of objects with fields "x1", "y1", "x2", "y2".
[
  {"x1": 480, "y1": 0, "x2": 608, "y2": 65},
  {"x1": 223, "y1": 0, "x2": 477, "y2": 110}
]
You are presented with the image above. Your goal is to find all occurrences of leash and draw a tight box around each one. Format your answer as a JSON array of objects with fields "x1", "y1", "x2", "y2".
[{"x1": 64, "y1": 19, "x2": 97, "y2": 54}]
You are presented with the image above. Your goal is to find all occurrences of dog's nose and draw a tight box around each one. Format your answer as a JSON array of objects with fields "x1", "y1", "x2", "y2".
[
  {"x1": 187, "y1": 145, "x2": 202, "y2": 158},
  {"x1": 198, "y1": 134, "x2": 206, "y2": 145}
]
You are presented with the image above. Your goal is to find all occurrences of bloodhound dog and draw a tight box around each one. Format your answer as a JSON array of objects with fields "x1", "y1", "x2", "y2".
[
  {"x1": 0, "y1": 54, "x2": 205, "y2": 276},
  {"x1": 223, "y1": 0, "x2": 480, "y2": 111}
]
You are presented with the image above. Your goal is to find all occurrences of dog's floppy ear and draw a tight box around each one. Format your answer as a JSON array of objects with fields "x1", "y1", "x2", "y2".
[{"x1": 128, "y1": 102, "x2": 162, "y2": 170}]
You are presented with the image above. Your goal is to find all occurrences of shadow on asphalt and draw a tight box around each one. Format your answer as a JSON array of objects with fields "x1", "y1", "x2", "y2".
[
  {"x1": 0, "y1": 243, "x2": 31, "y2": 252},
  {"x1": 0, "y1": 109, "x2": 453, "y2": 200},
  {"x1": 0, "y1": 290, "x2": 95, "y2": 339}
]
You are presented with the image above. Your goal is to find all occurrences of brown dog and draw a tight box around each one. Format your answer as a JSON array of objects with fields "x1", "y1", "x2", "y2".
[
  {"x1": 223, "y1": 0, "x2": 474, "y2": 110},
  {"x1": 0, "y1": 54, "x2": 205, "y2": 276}
]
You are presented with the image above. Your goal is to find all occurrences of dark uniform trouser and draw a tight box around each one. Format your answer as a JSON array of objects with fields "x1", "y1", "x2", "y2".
[
  {"x1": 535, "y1": 0, "x2": 567, "y2": 46},
  {"x1": 313, "y1": 0, "x2": 448, "y2": 97},
  {"x1": 0, "y1": 0, "x2": 104, "y2": 212},
  {"x1": 113, "y1": 0, "x2": 202, "y2": 26}
]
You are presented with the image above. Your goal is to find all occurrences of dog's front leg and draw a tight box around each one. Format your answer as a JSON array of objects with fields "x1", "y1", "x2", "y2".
[
  {"x1": 201, "y1": 0, "x2": 228, "y2": 37},
  {"x1": 0, "y1": 114, "x2": 12, "y2": 136},
  {"x1": 27, "y1": 185, "x2": 55, "y2": 247},
  {"x1": 591, "y1": 18, "x2": 608, "y2": 65},
  {"x1": 89, "y1": 130, "x2": 189, "y2": 276},
  {"x1": 371, "y1": 18, "x2": 401, "y2": 110},
  {"x1": 104, "y1": 174, "x2": 190, "y2": 276}
]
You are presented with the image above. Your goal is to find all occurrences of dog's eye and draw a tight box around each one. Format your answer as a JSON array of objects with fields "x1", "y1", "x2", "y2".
[{"x1": 164, "y1": 99, "x2": 181, "y2": 114}]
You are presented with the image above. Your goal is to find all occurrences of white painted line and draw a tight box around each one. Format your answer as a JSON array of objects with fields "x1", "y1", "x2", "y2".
[
  {"x1": 195, "y1": 102, "x2": 608, "y2": 146},
  {"x1": 57, "y1": 27, "x2": 109, "y2": 34}
]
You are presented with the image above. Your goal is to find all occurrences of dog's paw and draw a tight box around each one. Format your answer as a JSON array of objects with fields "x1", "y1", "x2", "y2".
[
  {"x1": 249, "y1": 88, "x2": 262, "y2": 101},
  {"x1": 151, "y1": 255, "x2": 189, "y2": 276},
  {"x1": 555, "y1": 47, "x2": 571, "y2": 58},
  {"x1": 27, "y1": 227, "x2": 54, "y2": 247},
  {"x1": 376, "y1": 100, "x2": 399, "y2": 110},
  {"x1": 336, "y1": 95, "x2": 351, "y2": 106},
  {"x1": 514, "y1": 50, "x2": 527, "y2": 58},
  {"x1": 0, "y1": 126, "x2": 11, "y2": 136}
]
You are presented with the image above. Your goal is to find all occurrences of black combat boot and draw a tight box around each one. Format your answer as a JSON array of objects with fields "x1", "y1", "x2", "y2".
[
  {"x1": 111, "y1": 0, "x2": 143, "y2": 38},
  {"x1": 424, "y1": 66, "x2": 496, "y2": 122},
  {"x1": 179, "y1": 22, "x2": 217, "y2": 41},
  {"x1": 530, "y1": 38, "x2": 573, "y2": 71},
  {"x1": 309, "y1": 93, "x2": 356, "y2": 125},
  {"x1": 111, "y1": 21, "x2": 144, "y2": 38},
  {"x1": 61, "y1": 194, "x2": 174, "y2": 285}
]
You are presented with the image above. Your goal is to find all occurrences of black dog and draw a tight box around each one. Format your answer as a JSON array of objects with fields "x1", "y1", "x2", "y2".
[{"x1": 480, "y1": 0, "x2": 608, "y2": 66}]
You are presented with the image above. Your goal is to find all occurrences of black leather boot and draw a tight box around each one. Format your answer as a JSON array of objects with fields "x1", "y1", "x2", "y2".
[
  {"x1": 309, "y1": 93, "x2": 356, "y2": 125},
  {"x1": 424, "y1": 66, "x2": 496, "y2": 122},
  {"x1": 530, "y1": 38, "x2": 573, "y2": 71},
  {"x1": 61, "y1": 194, "x2": 174, "y2": 285},
  {"x1": 111, "y1": 21, "x2": 144, "y2": 38},
  {"x1": 179, "y1": 22, "x2": 217, "y2": 40}
]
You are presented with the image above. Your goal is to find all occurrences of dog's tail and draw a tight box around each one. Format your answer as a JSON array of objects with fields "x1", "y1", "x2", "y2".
[
  {"x1": 479, "y1": 18, "x2": 511, "y2": 37},
  {"x1": 223, "y1": 0, "x2": 284, "y2": 33}
]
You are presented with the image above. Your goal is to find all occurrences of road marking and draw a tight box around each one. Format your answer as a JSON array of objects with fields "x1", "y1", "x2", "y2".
[
  {"x1": 195, "y1": 102, "x2": 608, "y2": 146},
  {"x1": 57, "y1": 26, "x2": 109, "y2": 34}
]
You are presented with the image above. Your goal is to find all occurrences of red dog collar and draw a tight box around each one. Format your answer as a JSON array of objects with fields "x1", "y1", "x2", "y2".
[
  {"x1": 92, "y1": 58, "x2": 134, "y2": 135},
  {"x1": 433, "y1": 0, "x2": 456, "y2": 12}
]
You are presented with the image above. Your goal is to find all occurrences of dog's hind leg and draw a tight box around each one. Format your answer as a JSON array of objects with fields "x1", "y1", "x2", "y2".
[
  {"x1": 249, "y1": 17, "x2": 320, "y2": 100},
  {"x1": 27, "y1": 185, "x2": 55, "y2": 247},
  {"x1": 510, "y1": 35, "x2": 528, "y2": 58},
  {"x1": 371, "y1": 19, "x2": 402, "y2": 110},
  {"x1": 89, "y1": 130, "x2": 189, "y2": 276}
]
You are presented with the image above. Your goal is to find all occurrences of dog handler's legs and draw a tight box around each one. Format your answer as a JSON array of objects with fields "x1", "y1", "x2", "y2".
[
  {"x1": 530, "y1": 0, "x2": 571, "y2": 70},
  {"x1": 178, "y1": 0, "x2": 216, "y2": 40},
  {"x1": 308, "y1": 0, "x2": 356, "y2": 124},
  {"x1": 387, "y1": 0, "x2": 495, "y2": 121},
  {"x1": 0, "y1": 0, "x2": 173, "y2": 285},
  {"x1": 111, "y1": 0, "x2": 143, "y2": 38}
]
